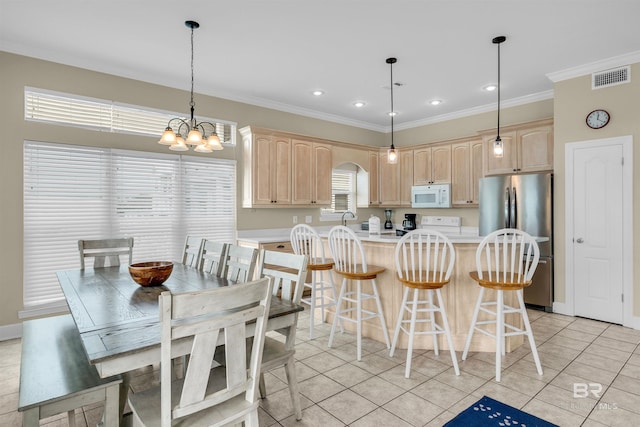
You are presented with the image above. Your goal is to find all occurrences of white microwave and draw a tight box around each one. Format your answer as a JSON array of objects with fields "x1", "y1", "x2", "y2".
[{"x1": 411, "y1": 184, "x2": 451, "y2": 208}]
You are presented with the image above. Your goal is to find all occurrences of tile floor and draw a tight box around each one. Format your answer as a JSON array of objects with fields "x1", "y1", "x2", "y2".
[{"x1": 1, "y1": 308, "x2": 640, "y2": 426}]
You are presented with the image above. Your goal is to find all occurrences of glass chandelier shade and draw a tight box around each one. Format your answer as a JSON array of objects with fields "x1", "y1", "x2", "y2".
[
  {"x1": 386, "y1": 57, "x2": 398, "y2": 164},
  {"x1": 158, "y1": 20, "x2": 223, "y2": 153}
]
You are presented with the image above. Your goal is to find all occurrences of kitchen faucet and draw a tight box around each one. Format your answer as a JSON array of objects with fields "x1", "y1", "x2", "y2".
[{"x1": 341, "y1": 211, "x2": 355, "y2": 226}]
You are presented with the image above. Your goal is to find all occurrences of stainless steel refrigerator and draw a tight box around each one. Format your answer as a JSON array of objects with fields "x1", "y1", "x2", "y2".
[{"x1": 479, "y1": 173, "x2": 553, "y2": 311}]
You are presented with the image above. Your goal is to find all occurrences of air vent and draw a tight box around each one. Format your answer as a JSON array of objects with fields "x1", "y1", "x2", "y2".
[{"x1": 592, "y1": 66, "x2": 630, "y2": 89}]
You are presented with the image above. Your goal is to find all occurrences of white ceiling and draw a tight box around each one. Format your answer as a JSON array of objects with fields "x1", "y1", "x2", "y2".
[{"x1": 2, "y1": 0, "x2": 640, "y2": 132}]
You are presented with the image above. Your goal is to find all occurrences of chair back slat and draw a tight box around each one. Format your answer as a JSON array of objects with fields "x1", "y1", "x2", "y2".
[
  {"x1": 476, "y1": 228, "x2": 540, "y2": 283},
  {"x1": 158, "y1": 277, "x2": 273, "y2": 427},
  {"x1": 182, "y1": 236, "x2": 204, "y2": 268},
  {"x1": 78, "y1": 237, "x2": 133, "y2": 269},
  {"x1": 327, "y1": 226, "x2": 367, "y2": 273},
  {"x1": 258, "y1": 250, "x2": 308, "y2": 304},
  {"x1": 223, "y1": 245, "x2": 258, "y2": 283},
  {"x1": 395, "y1": 230, "x2": 454, "y2": 284},
  {"x1": 198, "y1": 240, "x2": 229, "y2": 276},
  {"x1": 290, "y1": 224, "x2": 326, "y2": 261}
]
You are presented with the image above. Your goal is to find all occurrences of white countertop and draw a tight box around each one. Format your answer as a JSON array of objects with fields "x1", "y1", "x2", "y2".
[{"x1": 237, "y1": 226, "x2": 488, "y2": 244}]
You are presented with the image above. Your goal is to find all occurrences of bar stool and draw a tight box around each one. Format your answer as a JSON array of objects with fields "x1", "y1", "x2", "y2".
[
  {"x1": 390, "y1": 229, "x2": 460, "y2": 378},
  {"x1": 327, "y1": 225, "x2": 390, "y2": 360},
  {"x1": 290, "y1": 224, "x2": 342, "y2": 339},
  {"x1": 461, "y1": 228, "x2": 543, "y2": 382}
]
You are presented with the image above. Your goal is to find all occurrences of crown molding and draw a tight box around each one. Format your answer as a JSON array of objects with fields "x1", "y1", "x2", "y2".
[
  {"x1": 546, "y1": 50, "x2": 640, "y2": 83},
  {"x1": 393, "y1": 90, "x2": 554, "y2": 132}
]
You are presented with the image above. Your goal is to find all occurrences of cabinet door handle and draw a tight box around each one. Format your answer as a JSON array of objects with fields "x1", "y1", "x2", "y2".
[{"x1": 277, "y1": 244, "x2": 285, "y2": 249}]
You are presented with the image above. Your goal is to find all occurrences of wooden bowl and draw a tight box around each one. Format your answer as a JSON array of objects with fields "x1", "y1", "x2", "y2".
[{"x1": 128, "y1": 261, "x2": 173, "y2": 287}]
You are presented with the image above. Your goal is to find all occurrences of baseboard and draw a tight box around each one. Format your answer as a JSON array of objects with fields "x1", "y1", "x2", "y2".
[
  {"x1": 552, "y1": 301, "x2": 573, "y2": 317},
  {"x1": 0, "y1": 322, "x2": 22, "y2": 341}
]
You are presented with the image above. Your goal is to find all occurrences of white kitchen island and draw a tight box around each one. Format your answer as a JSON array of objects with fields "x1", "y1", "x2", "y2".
[{"x1": 238, "y1": 227, "x2": 546, "y2": 353}]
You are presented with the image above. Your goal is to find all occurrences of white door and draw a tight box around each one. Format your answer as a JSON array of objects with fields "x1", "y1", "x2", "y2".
[{"x1": 572, "y1": 144, "x2": 624, "y2": 323}]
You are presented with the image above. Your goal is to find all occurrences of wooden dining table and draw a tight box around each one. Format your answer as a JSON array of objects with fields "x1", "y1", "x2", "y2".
[{"x1": 57, "y1": 263, "x2": 304, "y2": 424}]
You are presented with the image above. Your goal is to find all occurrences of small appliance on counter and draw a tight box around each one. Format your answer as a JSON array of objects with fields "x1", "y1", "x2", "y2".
[
  {"x1": 384, "y1": 209, "x2": 393, "y2": 229},
  {"x1": 396, "y1": 213, "x2": 417, "y2": 236}
]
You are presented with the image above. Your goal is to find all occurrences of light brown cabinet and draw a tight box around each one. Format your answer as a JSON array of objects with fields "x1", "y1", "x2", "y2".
[
  {"x1": 379, "y1": 150, "x2": 400, "y2": 206},
  {"x1": 368, "y1": 151, "x2": 380, "y2": 207},
  {"x1": 482, "y1": 120, "x2": 553, "y2": 176},
  {"x1": 451, "y1": 139, "x2": 483, "y2": 206},
  {"x1": 413, "y1": 145, "x2": 451, "y2": 185},
  {"x1": 241, "y1": 128, "x2": 292, "y2": 207},
  {"x1": 292, "y1": 140, "x2": 332, "y2": 206},
  {"x1": 399, "y1": 149, "x2": 414, "y2": 206}
]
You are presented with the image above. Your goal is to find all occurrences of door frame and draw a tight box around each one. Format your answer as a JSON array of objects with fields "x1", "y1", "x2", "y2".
[{"x1": 562, "y1": 135, "x2": 633, "y2": 327}]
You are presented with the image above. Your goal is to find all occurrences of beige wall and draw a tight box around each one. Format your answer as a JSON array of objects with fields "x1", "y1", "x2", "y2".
[
  {"x1": 552, "y1": 63, "x2": 640, "y2": 317},
  {"x1": 0, "y1": 51, "x2": 555, "y2": 329}
]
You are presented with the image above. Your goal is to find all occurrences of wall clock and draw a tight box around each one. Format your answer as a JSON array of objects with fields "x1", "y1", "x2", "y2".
[{"x1": 586, "y1": 109, "x2": 610, "y2": 129}]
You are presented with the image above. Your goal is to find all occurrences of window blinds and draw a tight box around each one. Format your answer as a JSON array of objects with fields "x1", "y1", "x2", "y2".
[{"x1": 23, "y1": 141, "x2": 236, "y2": 308}]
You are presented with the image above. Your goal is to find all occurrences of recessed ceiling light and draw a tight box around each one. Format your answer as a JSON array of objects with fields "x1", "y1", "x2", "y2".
[
  {"x1": 388, "y1": 111, "x2": 397, "y2": 117},
  {"x1": 353, "y1": 101, "x2": 366, "y2": 108},
  {"x1": 483, "y1": 84, "x2": 497, "y2": 92},
  {"x1": 312, "y1": 90, "x2": 324, "y2": 96},
  {"x1": 429, "y1": 99, "x2": 443, "y2": 106}
]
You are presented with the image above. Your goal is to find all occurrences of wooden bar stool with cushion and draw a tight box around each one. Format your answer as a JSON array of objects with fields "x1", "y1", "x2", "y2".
[
  {"x1": 327, "y1": 226, "x2": 390, "y2": 361},
  {"x1": 290, "y1": 224, "x2": 342, "y2": 339},
  {"x1": 390, "y1": 229, "x2": 460, "y2": 378},
  {"x1": 461, "y1": 228, "x2": 543, "y2": 382}
]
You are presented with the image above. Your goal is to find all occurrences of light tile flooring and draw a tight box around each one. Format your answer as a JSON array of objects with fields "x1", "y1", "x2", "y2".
[{"x1": 2, "y1": 308, "x2": 640, "y2": 426}]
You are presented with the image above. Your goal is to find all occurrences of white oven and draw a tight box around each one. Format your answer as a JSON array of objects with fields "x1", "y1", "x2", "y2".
[{"x1": 411, "y1": 184, "x2": 451, "y2": 208}]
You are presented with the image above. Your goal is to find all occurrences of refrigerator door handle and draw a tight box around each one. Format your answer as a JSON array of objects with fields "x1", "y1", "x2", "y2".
[
  {"x1": 510, "y1": 187, "x2": 517, "y2": 229},
  {"x1": 504, "y1": 187, "x2": 511, "y2": 228}
]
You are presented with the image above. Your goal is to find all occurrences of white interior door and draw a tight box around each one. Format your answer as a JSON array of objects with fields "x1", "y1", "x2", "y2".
[{"x1": 572, "y1": 144, "x2": 624, "y2": 324}]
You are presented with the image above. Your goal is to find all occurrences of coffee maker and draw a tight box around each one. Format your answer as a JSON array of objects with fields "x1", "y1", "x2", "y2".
[{"x1": 402, "y1": 213, "x2": 417, "y2": 231}]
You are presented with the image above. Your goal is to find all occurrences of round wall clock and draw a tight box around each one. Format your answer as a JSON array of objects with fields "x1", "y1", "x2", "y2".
[{"x1": 586, "y1": 109, "x2": 610, "y2": 129}]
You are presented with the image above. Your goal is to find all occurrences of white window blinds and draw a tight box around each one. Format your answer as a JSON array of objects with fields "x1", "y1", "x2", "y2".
[
  {"x1": 23, "y1": 141, "x2": 236, "y2": 309},
  {"x1": 24, "y1": 87, "x2": 237, "y2": 145},
  {"x1": 330, "y1": 170, "x2": 355, "y2": 213}
]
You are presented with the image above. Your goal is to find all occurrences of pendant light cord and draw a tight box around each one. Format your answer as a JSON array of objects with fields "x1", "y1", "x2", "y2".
[
  {"x1": 496, "y1": 40, "x2": 501, "y2": 141},
  {"x1": 389, "y1": 58, "x2": 395, "y2": 149},
  {"x1": 189, "y1": 23, "x2": 195, "y2": 123}
]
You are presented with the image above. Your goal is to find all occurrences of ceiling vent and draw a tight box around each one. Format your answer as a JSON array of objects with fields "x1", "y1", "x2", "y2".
[{"x1": 592, "y1": 66, "x2": 630, "y2": 89}]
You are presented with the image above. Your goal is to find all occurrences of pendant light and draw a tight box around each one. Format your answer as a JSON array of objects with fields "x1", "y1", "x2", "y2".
[
  {"x1": 158, "y1": 20, "x2": 223, "y2": 153},
  {"x1": 386, "y1": 57, "x2": 398, "y2": 164},
  {"x1": 493, "y1": 36, "x2": 506, "y2": 158}
]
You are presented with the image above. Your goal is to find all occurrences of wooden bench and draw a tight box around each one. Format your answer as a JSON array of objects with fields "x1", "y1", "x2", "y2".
[{"x1": 18, "y1": 314, "x2": 122, "y2": 427}]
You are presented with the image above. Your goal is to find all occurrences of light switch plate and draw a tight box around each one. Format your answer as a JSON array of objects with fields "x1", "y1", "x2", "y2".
[{"x1": 305, "y1": 216, "x2": 312, "y2": 223}]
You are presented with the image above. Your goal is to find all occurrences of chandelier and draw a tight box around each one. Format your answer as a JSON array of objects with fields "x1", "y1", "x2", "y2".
[
  {"x1": 386, "y1": 57, "x2": 398, "y2": 164},
  {"x1": 158, "y1": 20, "x2": 223, "y2": 153}
]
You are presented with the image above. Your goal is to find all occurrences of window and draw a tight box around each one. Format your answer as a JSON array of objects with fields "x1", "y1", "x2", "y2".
[
  {"x1": 24, "y1": 87, "x2": 237, "y2": 146},
  {"x1": 22, "y1": 141, "x2": 236, "y2": 313},
  {"x1": 321, "y1": 168, "x2": 356, "y2": 221}
]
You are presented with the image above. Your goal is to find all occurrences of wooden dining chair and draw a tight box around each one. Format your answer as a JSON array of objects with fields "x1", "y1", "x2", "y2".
[
  {"x1": 461, "y1": 228, "x2": 543, "y2": 382},
  {"x1": 127, "y1": 276, "x2": 274, "y2": 427},
  {"x1": 255, "y1": 250, "x2": 308, "y2": 420},
  {"x1": 198, "y1": 240, "x2": 229, "y2": 276},
  {"x1": 216, "y1": 250, "x2": 308, "y2": 420},
  {"x1": 390, "y1": 229, "x2": 459, "y2": 378},
  {"x1": 181, "y1": 236, "x2": 204, "y2": 268},
  {"x1": 222, "y1": 244, "x2": 258, "y2": 283},
  {"x1": 78, "y1": 237, "x2": 134, "y2": 269}
]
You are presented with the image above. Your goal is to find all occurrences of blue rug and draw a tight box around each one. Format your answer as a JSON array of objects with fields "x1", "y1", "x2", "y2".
[{"x1": 444, "y1": 396, "x2": 558, "y2": 427}]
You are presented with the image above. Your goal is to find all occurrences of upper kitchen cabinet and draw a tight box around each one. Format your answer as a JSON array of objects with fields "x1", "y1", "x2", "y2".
[
  {"x1": 482, "y1": 119, "x2": 554, "y2": 176},
  {"x1": 368, "y1": 150, "x2": 380, "y2": 207},
  {"x1": 451, "y1": 139, "x2": 483, "y2": 206},
  {"x1": 399, "y1": 149, "x2": 414, "y2": 206},
  {"x1": 241, "y1": 127, "x2": 292, "y2": 208},
  {"x1": 413, "y1": 144, "x2": 451, "y2": 185},
  {"x1": 291, "y1": 139, "x2": 332, "y2": 206},
  {"x1": 379, "y1": 150, "x2": 400, "y2": 206}
]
